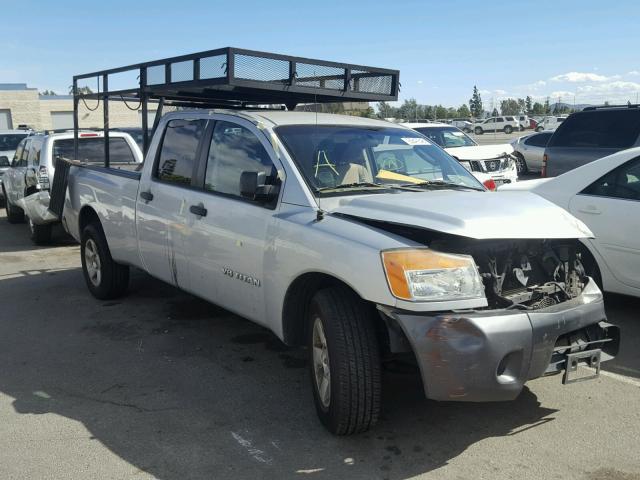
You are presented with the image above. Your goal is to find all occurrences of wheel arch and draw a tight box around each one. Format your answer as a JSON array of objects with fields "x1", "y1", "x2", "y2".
[
  {"x1": 578, "y1": 239, "x2": 605, "y2": 291},
  {"x1": 281, "y1": 272, "x2": 389, "y2": 349},
  {"x1": 78, "y1": 205, "x2": 102, "y2": 236}
]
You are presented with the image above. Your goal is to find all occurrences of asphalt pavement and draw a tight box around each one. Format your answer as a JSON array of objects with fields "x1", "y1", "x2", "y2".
[{"x1": 0, "y1": 210, "x2": 638, "y2": 480}]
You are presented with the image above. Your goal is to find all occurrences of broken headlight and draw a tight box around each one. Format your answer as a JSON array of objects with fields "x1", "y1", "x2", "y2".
[{"x1": 381, "y1": 249, "x2": 485, "y2": 302}]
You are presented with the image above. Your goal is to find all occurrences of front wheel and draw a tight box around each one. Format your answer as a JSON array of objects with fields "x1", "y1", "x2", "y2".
[
  {"x1": 474, "y1": 127, "x2": 483, "y2": 135},
  {"x1": 81, "y1": 222, "x2": 129, "y2": 299},
  {"x1": 4, "y1": 192, "x2": 24, "y2": 224},
  {"x1": 535, "y1": 126, "x2": 543, "y2": 132},
  {"x1": 504, "y1": 125, "x2": 513, "y2": 134},
  {"x1": 308, "y1": 286, "x2": 381, "y2": 435}
]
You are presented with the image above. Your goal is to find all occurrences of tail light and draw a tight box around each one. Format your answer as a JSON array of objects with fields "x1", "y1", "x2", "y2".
[
  {"x1": 483, "y1": 179, "x2": 497, "y2": 191},
  {"x1": 542, "y1": 154, "x2": 548, "y2": 177},
  {"x1": 38, "y1": 166, "x2": 50, "y2": 189}
]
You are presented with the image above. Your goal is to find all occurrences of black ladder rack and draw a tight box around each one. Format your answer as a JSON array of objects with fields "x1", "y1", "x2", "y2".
[{"x1": 72, "y1": 47, "x2": 400, "y2": 161}]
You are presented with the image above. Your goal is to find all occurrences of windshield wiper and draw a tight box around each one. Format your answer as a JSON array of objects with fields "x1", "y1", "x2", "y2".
[
  {"x1": 400, "y1": 180, "x2": 485, "y2": 191},
  {"x1": 315, "y1": 182, "x2": 391, "y2": 192}
]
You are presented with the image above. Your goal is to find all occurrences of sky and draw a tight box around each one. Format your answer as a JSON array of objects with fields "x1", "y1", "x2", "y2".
[{"x1": 1, "y1": 0, "x2": 639, "y2": 108}]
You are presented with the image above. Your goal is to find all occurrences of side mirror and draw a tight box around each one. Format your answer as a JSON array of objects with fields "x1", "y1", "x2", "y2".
[
  {"x1": 25, "y1": 168, "x2": 39, "y2": 188},
  {"x1": 0, "y1": 156, "x2": 9, "y2": 167},
  {"x1": 239, "y1": 171, "x2": 279, "y2": 202}
]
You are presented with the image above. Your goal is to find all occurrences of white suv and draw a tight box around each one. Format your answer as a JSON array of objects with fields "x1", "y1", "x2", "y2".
[
  {"x1": 473, "y1": 116, "x2": 520, "y2": 134},
  {"x1": 535, "y1": 116, "x2": 567, "y2": 132}
]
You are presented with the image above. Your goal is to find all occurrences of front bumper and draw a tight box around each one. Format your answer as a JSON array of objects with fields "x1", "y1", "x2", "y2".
[{"x1": 382, "y1": 279, "x2": 619, "y2": 402}]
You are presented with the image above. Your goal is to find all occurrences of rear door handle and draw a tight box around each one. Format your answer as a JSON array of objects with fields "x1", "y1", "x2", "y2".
[
  {"x1": 139, "y1": 190, "x2": 154, "y2": 202},
  {"x1": 189, "y1": 204, "x2": 207, "y2": 217},
  {"x1": 578, "y1": 205, "x2": 602, "y2": 215}
]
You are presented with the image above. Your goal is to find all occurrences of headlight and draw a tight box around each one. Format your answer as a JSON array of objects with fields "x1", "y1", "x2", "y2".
[{"x1": 381, "y1": 248, "x2": 485, "y2": 302}]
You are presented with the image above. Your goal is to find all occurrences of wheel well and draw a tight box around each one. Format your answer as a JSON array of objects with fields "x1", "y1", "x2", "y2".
[
  {"x1": 282, "y1": 273, "x2": 389, "y2": 349},
  {"x1": 578, "y1": 242, "x2": 603, "y2": 290},
  {"x1": 78, "y1": 206, "x2": 101, "y2": 234}
]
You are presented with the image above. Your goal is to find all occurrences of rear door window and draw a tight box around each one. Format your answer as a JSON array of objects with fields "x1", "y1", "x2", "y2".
[
  {"x1": 549, "y1": 110, "x2": 640, "y2": 148},
  {"x1": 155, "y1": 119, "x2": 208, "y2": 185},
  {"x1": 581, "y1": 156, "x2": 640, "y2": 201},
  {"x1": 18, "y1": 139, "x2": 31, "y2": 167},
  {"x1": 524, "y1": 132, "x2": 552, "y2": 147}
]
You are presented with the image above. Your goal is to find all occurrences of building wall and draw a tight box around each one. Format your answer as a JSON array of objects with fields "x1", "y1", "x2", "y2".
[{"x1": 0, "y1": 88, "x2": 150, "y2": 131}]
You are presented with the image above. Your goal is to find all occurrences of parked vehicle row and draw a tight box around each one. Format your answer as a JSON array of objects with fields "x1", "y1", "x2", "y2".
[
  {"x1": 402, "y1": 122, "x2": 519, "y2": 185},
  {"x1": 0, "y1": 129, "x2": 33, "y2": 205},
  {"x1": 2, "y1": 130, "x2": 142, "y2": 242}
]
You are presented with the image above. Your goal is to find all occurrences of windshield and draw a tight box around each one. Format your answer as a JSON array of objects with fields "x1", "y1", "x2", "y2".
[
  {"x1": 412, "y1": 127, "x2": 477, "y2": 148},
  {"x1": 0, "y1": 134, "x2": 28, "y2": 151},
  {"x1": 275, "y1": 125, "x2": 484, "y2": 194}
]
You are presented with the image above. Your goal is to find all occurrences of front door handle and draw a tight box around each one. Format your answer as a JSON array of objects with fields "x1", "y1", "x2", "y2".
[
  {"x1": 139, "y1": 190, "x2": 154, "y2": 202},
  {"x1": 189, "y1": 204, "x2": 207, "y2": 217},
  {"x1": 578, "y1": 205, "x2": 602, "y2": 215}
]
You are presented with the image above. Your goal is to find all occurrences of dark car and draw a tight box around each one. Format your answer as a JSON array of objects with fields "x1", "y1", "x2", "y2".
[{"x1": 543, "y1": 105, "x2": 640, "y2": 177}]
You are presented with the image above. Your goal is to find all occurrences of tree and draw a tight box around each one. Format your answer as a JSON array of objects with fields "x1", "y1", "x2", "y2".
[
  {"x1": 544, "y1": 97, "x2": 550, "y2": 114},
  {"x1": 517, "y1": 98, "x2": 526, "y2": 113},
  {"x1": 469, "y1": 86, "x2": 483, "y2": 118},
  {"x1": 376, "y1": 101, "x2": 394, "y2": 118},
  {"x1": 500, "y1": 98, "x2": 520, "y2": 115},
  {"x1": 491, "y1": 108, "x2": 499, "y2": 116},
  {"x1": 40, "y1": 89, "x2": 57, "y2": 96},
  {"x1": 398, "y1": 98, "x2": 419, "y2": 121},
  {"x1": 532, "y1": 102, "x2": 545, "y2": 115},
  {"x1": 525, "y1": 96, "x2": 533, "y2": 114},
  {"x1": 69, "y1": 85, "x2": 94, "y2": 95},
  {"x1": 435, "y1": 105, "x2": 448, "y2": 120},
  {"x1": 457, "y1": 104, "x2": 471, "y2": 118}
]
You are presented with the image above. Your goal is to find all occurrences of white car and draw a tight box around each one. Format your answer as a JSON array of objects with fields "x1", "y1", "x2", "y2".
[
  {"x1": 499, "y1": 147, "x2": 640, "y2": 297},
  {"x1": 535, "y1": 116, "x2": 567, "y2": 132},
  {"x1": 511, "y1": 131, "x2": 554, "y2": 174},
  {"x1": 473, "y1": 116, "x2": 520, "y2": 135},
  {"x1": 403, "y1": 123, "x2": 519, "y2": 187}
]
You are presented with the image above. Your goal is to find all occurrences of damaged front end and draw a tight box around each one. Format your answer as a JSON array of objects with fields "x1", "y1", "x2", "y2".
[{"x1": 371, "y1": 223, "x2": 620, "y2": 401}]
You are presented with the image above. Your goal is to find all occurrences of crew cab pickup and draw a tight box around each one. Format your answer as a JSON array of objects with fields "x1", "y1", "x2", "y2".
[{"x1": 61, "y1": 110, "x2": 619, "y2": 435}]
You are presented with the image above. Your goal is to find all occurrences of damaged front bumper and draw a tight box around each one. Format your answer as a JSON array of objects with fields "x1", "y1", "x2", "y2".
[
  {"x1": 16, "y1": 191, "x2": 58, "y2": 225},
  {"x1": 381, "y1": 279, "x2": 620, "y2": 402}
]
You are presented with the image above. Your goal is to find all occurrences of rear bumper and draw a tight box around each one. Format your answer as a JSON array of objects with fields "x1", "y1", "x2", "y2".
[{"x1": 382, "y1": 279, "x2": 619, "y2": 402}]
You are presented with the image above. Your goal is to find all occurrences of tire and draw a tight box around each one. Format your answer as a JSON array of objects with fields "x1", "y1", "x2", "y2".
[
  {"x1": 474, "y1": 127, "x2": 483, "y2": 135},
  {"x1": 28, "y1": 216, "x2": 52, "y2": 245},
  {"x1": 81, "y1": 222, "x2": 129, "y2": 300},
  {"x1": 514, "y1": 153, "x2": 528, "y2": 175},
  {"x1": 4, "y1": 188, "x2": 24, "y2": 224},
  {"x1": 308, "y1": 286, "x2": 381, "y2": 435},
  {"x1": 504, "y1": 125, "x2": 513, "y2": 134},
  {"x1": 535, "y1": 126, "x2": 543, "y2": 132}
]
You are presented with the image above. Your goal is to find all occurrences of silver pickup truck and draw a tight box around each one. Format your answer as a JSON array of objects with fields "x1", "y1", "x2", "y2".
[{"x1": 61, "y1": 110, "x2": 619, "y2": 435}]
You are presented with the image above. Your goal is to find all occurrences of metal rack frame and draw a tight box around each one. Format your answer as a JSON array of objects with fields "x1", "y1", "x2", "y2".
[{"x1": 72, "y1": 47, "x2": 400, "y2": 165}]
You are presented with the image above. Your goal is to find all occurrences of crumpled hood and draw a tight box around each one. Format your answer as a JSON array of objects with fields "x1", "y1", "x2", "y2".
[
  {"x1": 445, "y1": 144, "x2": 514, "y2": 160},
  {"x1": 331, "y1": 190, "x2": 593, "y2": 239}
]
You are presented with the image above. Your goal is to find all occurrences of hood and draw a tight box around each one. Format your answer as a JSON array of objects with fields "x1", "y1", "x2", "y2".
[
  {"x1": 445, "y1": 144, "x2": 514, "y2": 160},
  {"x1": 330, "y1": 190, "x2": 592, "y2": 240}
]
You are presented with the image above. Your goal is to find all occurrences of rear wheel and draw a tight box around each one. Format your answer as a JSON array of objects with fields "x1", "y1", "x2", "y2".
[
  {"x1": 308, "y1": 286, "x2": 381, "y2": 435},
  {"x1": 28, "y1": 217, "x2": 52, "y2": 245},
  {"x1": 81, "y1": 222, "x2": 129, "y2": 299},
  {"x1": 514, "y1": 153, "x2": 528, "y2": 175},
  {"x1": 504, "y1": 125, "x2": 513, "y2": 134},
  {"x1": 535, "y1": 126, "x2": 543, "y2": 132},
  {"x1": 474, "y1": 127, "x2": 483, "y2": 135}
]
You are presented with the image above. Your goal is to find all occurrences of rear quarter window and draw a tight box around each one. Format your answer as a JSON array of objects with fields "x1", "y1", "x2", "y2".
[
  {"x1": 53, "y1": 137, "x2": 136, "y2": 164},
  {"x1": 548, "y1": 110, "x2": 640, "y2": 149}
]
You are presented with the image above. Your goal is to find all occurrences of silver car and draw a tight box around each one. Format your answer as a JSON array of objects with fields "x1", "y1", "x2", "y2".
[
  {"x1": 511, "y1": 131, "x2": 553, "y2": 173},
  {"x1": 0, "y1": 129, "x2": 31, "y2": 203}
]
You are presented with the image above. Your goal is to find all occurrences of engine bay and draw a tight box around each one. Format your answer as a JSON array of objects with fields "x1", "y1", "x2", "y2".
[{"x1": 431, "y1": 238, "x2": 588, "y2": 310}]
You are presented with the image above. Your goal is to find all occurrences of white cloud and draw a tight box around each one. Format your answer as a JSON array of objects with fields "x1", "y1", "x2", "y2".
[
  {"x1": 494, "y1": 89, "x2": 507, "y2": 95},
  {"x1": 417, "y1": 80, "x2": 423, "y2": 84},
  {"x1": 576, "y1": 80, "x2": 640, "y2": 95},
  {"x1": 549, "y1": 90, "x2": 575, "y2": 99},
  {"x1": 551, "y1": 72, "x2": 608, "y2": 82},
  {"x1": 628, "y1": 70, "x2": 640, "y2": 76}
]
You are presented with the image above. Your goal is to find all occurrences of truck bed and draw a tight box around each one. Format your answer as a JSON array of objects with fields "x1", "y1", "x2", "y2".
[{"x1": 62, "y1": 162, "x2": 143, "y2": 268}]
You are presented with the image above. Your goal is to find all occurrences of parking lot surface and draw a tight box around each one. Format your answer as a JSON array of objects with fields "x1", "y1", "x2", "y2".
[
  {"x1": 467, "y1": 129, "x2": 531, "y2": 146},
  {"x1": 0, "y1": 210, "x2": 639, "y2": 480}
]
